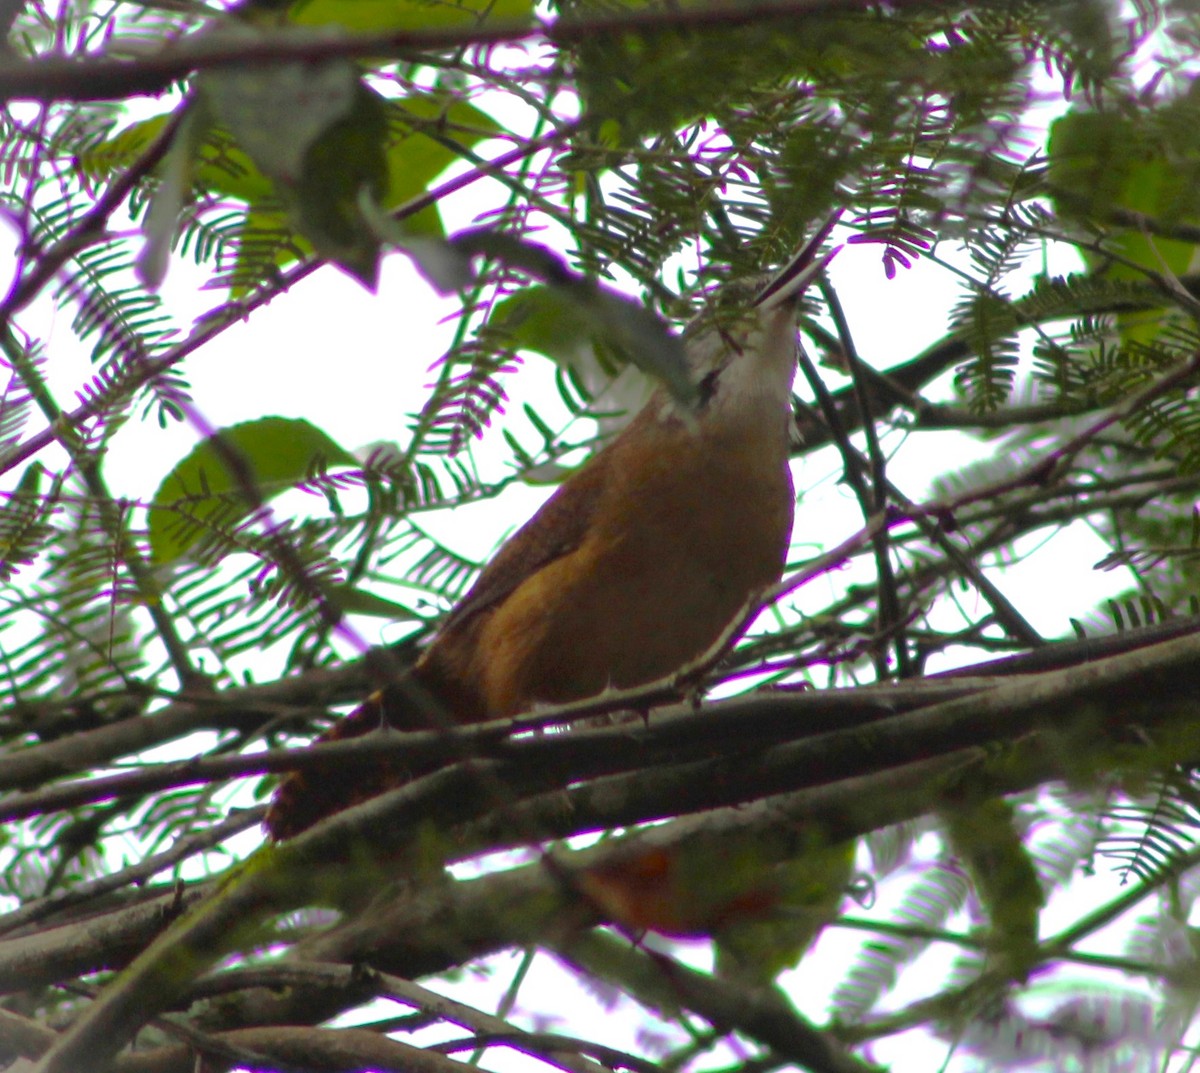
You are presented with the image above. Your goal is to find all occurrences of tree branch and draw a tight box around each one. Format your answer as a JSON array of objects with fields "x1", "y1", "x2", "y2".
[{"x1": 0, "y1": 0, "x2": 921, "y2": 104}]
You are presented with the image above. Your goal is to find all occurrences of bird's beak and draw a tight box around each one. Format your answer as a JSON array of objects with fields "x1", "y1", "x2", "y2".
[{"x1": 753, "y1": 209, "x2": 843, "y2": 312}]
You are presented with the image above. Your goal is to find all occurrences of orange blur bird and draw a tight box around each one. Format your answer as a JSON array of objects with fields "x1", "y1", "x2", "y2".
[{"x1": 265, "y1": 217, "x2": 841, "y2": 840}]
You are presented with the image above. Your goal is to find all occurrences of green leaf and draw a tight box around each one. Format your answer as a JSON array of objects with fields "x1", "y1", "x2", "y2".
[
  {"x1": 460, "y1": 233, "x2": 694, "y2": 407},
  {"x1": 288, "y1": 81, "x2": 391, "y2": 287},
  {"x1": 1048, "y1": 109, "x2": 1200, "y2": 278},
  {"x1": 201, "y1": 48, "x2": 360, "y2": 186},
  {"x1": 488, "y1": 285, "x2": 600, "y2": 365},
  {"x1": 572, "y1": 4, "x2": 892, "y2": 146},
  {"x1": 0, "y1": 462, "x2": 50, "y2": 584},
  {"x1": 381, "y1": 95, "x2": 500, "y2": 221},
  {"x1": 199, "y1": 37, "x2": 389, "y2": 285},
  {"x1": 80, "y1": 114, "x2": 172, "y2": 182},
  {"x1": 82, "y1": 110, "x2": 277, "y2": 204},
  {"x1": 86, "y1": 92, "x2": 498, "y2": 293},
  {"x1": 1048, "y1": 107, "x2": 1200, "y2": 348},
  {"x1": 228, "y1": 207, "x2": 314, "y2": 297},
  {"x1": 148, "y1": 417, "x2": 357, "y2": 564},
  {"x1": 288, "y1": 0, "x2": 534, "y2": 32}
]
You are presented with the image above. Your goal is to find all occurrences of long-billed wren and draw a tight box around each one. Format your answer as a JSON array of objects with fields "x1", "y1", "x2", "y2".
[{"x1": 265, "y1": 218, "x2": 840, "y2": 840}]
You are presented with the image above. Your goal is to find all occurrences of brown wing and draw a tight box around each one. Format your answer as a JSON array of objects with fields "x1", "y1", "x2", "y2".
[{"x1": 438, "y1": 443, "x2": 615, "y2": 636}]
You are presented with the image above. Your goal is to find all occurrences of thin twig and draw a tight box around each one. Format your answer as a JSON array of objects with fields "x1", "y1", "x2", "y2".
[{"x1": 819, "y1": 277, "x2": 912, "y2": 675}]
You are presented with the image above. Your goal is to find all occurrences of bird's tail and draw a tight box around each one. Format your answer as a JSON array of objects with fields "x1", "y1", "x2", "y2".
[{"x1": 264, "y1": 674, "x2": 451, "y2": 841}]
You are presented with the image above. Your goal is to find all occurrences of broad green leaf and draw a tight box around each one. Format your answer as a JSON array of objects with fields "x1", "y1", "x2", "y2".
[
  {"x1": 82, "y1": 111, "x2": 277, "y2": 204},
  {"x1": 1049, "y1": 110, "x2": 1200, "y2": 278},
  {"x1": 383, "y1": 95, "x2": 500, "y2": 214},
  {"x1": 193, "y1": 126, "x2": 277, "y2": 204},
  {"x1": 202, "y1": 51, "x2": 359, "y2": 186},
  {"x1": 286, "y1": 81, "x2": 390, "y2": 286},
  {"x1": 289, "y1": 0, "x2": 533, "y2": 33},
  {"x1": 137, "y1": 107, "x2": 206, "y2": 290},
  {"x1": 488, "y1": 285, "x2": 599, "y2": 365},
  {"x1": 1049, "y1": 108, "x2": 1200, "y2": 348},
  {"x1": 86, "y1": 92, "x2": 497, "y2": 293},
  {"x1": 460, "y1": 231, "x2": 694, "y2": 407},
  {"x1": 1049, "y1": 110, "x2": 1138, "y2": 222},
  {"x1": 80, "y1": 114, "x2": 171, "y2": 182},
  {"x1": 149, "y1": 417, "x2": 357, "y2": 564}
]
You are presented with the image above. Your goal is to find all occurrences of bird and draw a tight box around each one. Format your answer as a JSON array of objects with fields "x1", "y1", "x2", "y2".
[{"x1": 265, "y1": 216, "x2": 841, "y2": 840}]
